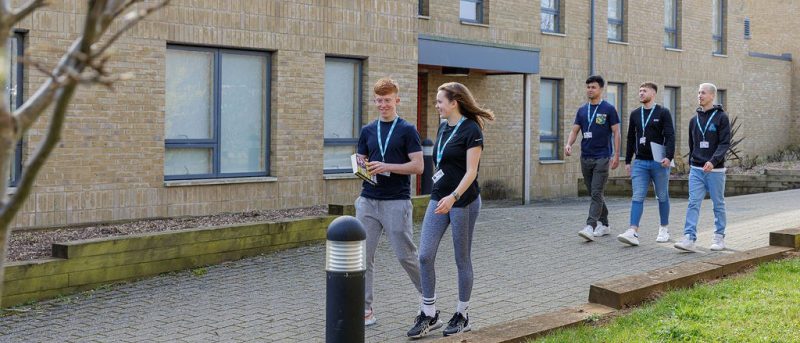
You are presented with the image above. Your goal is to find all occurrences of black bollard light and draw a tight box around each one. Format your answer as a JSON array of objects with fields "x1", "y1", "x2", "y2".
[
  {"x1": 326, "y1": 215, "x2": 366, "y2": 343},
  {"x1": 420, "y1": 138, "x2": 434, "y2": 195}
]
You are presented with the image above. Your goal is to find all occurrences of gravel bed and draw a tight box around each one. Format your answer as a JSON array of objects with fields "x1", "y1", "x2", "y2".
[{"x1": 7, "y1": 206, "x2": 328, "y2": 262}]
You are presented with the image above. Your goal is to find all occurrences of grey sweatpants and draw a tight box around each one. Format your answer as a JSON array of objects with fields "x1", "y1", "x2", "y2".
[
  {"x1": 419, "y1": 196, "x2": 481, "y2": 303},
  {"x1": 355, "y1": 196, "x2": 423, "y2": 311}
]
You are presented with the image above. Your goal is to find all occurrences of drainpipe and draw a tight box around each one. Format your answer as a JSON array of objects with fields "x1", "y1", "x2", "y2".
[
  {"x1": 523, "y1": 74, "x2": 532, "y2": 205},
  {"x1": 589, "y1": 0, "x2": 595, "y2": 76}
]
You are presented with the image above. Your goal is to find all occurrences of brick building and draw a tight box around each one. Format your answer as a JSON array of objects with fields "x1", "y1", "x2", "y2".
[{"x1": 4, "y1": 0, "x2": 798, "y2": 228}]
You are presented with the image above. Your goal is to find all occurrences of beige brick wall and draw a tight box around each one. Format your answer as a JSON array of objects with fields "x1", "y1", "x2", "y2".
[
  {"x1": 12, "y1": 1, "x2": 420, "y2": 228},
  {"x1": 745, "y1": 0, "x2": 800, "y2": 147},
  {"x1": 8, "y1": 0, "x2": 798, "y2": 227}
]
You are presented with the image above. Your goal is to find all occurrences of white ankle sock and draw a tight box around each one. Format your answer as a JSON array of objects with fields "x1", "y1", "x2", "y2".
[
  {"x1": 422, "y1": 296, "x2": 436, "y2": 317},
  {"x1": 456, "y1": 301, "x2": 469, "y2": 315}
]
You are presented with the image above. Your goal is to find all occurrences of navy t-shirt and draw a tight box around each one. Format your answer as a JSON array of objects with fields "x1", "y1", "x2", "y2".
[
  {"x1": 357, "y1": 117, "x2": 422, "y2": 200},
  {"x1": 573, "y1": 100, "x2": 620, "y2": 159},
  {"x1": 431, "y1": 119, "x2": 483, "y2": 208}
]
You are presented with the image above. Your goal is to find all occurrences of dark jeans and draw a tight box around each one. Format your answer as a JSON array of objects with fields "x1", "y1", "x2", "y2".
[{"x1": 581, "y1": 157, "x2": 610, "y2": 227}]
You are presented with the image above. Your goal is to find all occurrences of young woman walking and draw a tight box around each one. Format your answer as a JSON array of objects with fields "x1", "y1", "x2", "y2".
[{"x1": 407, "y1": 82, "x2": 494, "y2": 338}]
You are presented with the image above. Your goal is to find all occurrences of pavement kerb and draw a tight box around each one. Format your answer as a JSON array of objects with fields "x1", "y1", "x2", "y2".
[{"x1": 432, "y1": 228, "x2": 799, "y2": 343}]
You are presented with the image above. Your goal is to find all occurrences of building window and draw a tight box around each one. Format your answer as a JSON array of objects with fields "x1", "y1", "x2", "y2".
[
  {"x1": 324, "y1": 58, "x2": 362, "y2": 173},
  {"x1": 419, "y1": 0, "x2": 429, "y2": 16},
  {"x1": 715, "y1": 89, "x2": 726, "y2": 108},
  {"x1": 164, "y1": 45, "x2": 271, "y2": 180},
  {"x1": 460, "y1": 0, "x2": 484, "y2": 23},
  {"x1": 712, "y1": 0, "x2": 726, "y2": 54},
  {"x1": 605, "y1": 83, "x2": 625, "y2": 155},
  {"x1": 608, "y1": 0, "x2": 625, "y2": 41},
  {"x1": 664, "y1": 0, "x2": 680, "y2": 48},
  {"x1": 663, "y1": 86, "x2": 679, "y2": 131},
  {"x1": 5, "y1": 33, "x2": 23, "y2": 186},
  {"x1": 539, "y1": 79, "x2": 560, "y2": 160},
  {"x1": 541, "y1": 0, "x2": 562, "y2": 33}
]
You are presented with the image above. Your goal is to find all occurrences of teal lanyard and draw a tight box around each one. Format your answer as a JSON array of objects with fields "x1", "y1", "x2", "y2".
[
  {"x1": 436, "y1": 117, "x2": 466, "y2": 168},
  {"x1": 641, "y1": 105, "x2": 655, "y2": 131},
  {"x1": 586, "y1": 100, "x2": 603, "y2": 131},
  {"x1": 695, "y1": 110, "x2": 718, "y2": 141},
  {"x1": 376, "y1": 116, "x2": 398, "y2": 162}
]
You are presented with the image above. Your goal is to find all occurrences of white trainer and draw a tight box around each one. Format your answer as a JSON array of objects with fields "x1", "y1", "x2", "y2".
[
  {"x1": 710, "y1": 233, "x2": 726, "y2": 251},
  {"x1": 593, "y1": 224, "x2": 611, "y2": 237},
  {"x1": 674, "y1": 234, "x2": 696, "y2": 252},
  {"x1": 578, "y1": 225, "x2": 595, "y2": 242},
  {"x1": 365, "y1": 308, "x2": 377, "y2": 326},
  {"x1": 617, "y1": 228, "x2": 640, "y2": 246},
  {"x1": 656, "y1": 226, "x2": 670, "y2": 243}
]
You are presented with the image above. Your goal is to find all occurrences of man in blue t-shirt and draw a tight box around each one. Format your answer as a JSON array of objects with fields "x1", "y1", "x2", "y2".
[
  {"x1": 356, "y1": 78, "x2": 424, "y2": 326},
  {"x1": 565, "y1": 75, "x2": 621, "y2": 242}
]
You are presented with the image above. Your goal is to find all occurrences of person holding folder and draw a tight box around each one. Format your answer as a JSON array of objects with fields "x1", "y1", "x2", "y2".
[
  {"x1": 618, "y1": 82, "x2": 675, "y2": 246},
  {"x1": 356, "y1": 78, "x2": 424, "y2": 326}
]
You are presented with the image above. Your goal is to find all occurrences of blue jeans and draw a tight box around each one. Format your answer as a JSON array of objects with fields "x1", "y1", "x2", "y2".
[
  {"x1": 629, "y1": 159, "x2": 670, "y2": 227},
  {"x1": 683, "y1": 167, "x2": 726, "y2": 241}
]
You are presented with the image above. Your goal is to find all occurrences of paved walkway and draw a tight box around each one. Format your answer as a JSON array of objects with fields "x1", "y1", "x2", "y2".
[{"x1": 1, "y1": 189, "x2": 799, "y2": 342}]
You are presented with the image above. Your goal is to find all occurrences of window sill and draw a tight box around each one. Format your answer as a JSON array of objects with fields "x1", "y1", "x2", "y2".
[
  {"x1": 460, "y1": 21, "x2": 489, "y2": 28},
  {"x1": 541, "y1": 31, "x2": 566, "y2": 37},
  {"x1": 712, "y1": 53, "x2": 728, "y2": 58},
  {"x1": 608, "y1": 40, "x2": 629, "y2": 46},
  {"x1": 6, "y1": 187, "x2": 16, "y2": 195},
  {"x1": 664, "y1": 47, "x2": 683, "y2": 52},
  {"x1": 539, "y1": 160, "x2": 565, "y2": 165},
  {"x1": 164, "y1": 176, "x2": 277, "y2": 187},
  {"x1": 417, "y1": 15, "x2": 430, "y2": 20},
  {"x1": 323, "y1": 173, "x2": 359, "y2": 180}
]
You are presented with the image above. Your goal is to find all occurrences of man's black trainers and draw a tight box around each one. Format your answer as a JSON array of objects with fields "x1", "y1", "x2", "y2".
[
  {"x1": 443, "y1": 312, "x2": 471, "y2": 336},
  {"x1": 406, "y1": 310, "x2": 443, "y2": 338}
]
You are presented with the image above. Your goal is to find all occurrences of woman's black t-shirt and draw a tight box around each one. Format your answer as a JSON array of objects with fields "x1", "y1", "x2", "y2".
[{"x1": 431, "y1": 118, "x2": 484, "y2": 207}]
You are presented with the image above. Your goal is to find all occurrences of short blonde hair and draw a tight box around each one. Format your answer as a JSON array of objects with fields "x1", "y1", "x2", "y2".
[{"x1": 699, "y1": 83, "x2": 717, "y2": 96}]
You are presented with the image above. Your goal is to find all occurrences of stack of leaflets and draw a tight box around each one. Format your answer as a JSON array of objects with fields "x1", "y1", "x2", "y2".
[{"x1": 351, "y1": 154, "x2": 377, "y2": 185}]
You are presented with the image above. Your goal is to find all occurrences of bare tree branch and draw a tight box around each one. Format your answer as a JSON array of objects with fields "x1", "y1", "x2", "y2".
[
  {"x1": 6, "y1": 0, "x2": 47, "y2": 27},
  {"x1": 92, "y1": 0, "x2": 171, "y2": 58},
  {"x1": 113, "y1": 0, "x2": 144, "y2": 18},
  {"x1": 12, "y1": 39, "x2": 82, "y2": 138}
]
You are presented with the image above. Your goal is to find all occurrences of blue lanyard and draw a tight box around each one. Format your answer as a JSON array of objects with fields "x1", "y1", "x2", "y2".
[
  {"x1": 376, "y1": 116, "x2": 398, "y2": 162},
  {"x1": 641, "y1": 105, "x2": 655, "y2": 131},
  {"x1": 586, "y1": 100, "x2": 603, "y2": 131},
  {"x1": 695, "y1": 110, "x2": 718, "y2": 141},
  {"x1": 436, "y1": 117, "x2": 466, "y2": 168}
]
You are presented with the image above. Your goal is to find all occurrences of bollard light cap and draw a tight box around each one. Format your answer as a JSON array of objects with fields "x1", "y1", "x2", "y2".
[{"x1": 327, "y1": 215, "x2": 366, "y2": 241}]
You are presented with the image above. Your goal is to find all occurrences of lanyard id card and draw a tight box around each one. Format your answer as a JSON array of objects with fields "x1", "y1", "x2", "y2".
[
  {"x1": 432, "y1": 169, "x2": 444, "y2": 183},
  {"x1": 700, "y1": 141, "x2": 710, "y2": 149},
  {"x1": 640, "y1": 136, "x2": 647, "y2": 145},
  {"x1": 583, "y1": 132, "x2": 593, "y2": 139}
]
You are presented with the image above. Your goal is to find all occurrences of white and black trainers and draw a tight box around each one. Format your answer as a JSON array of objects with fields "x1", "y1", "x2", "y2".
[
  {"x1": 617, "y1": 228, "x2": 640, "y2": 246},
  {"x1": 443, "y1": 312, "x2": 471, "y2": 337},
  {"x1": 407, "y1": 310, "x2": 443, "y2": 339},
  {"x1": 578, "y1": 225, "x2": 595, "y2": 241}
]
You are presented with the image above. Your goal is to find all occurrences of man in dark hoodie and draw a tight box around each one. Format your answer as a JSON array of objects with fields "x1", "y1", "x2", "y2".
[{"x1": 674, "y1": 83, "x2": 731, "y2": 252}]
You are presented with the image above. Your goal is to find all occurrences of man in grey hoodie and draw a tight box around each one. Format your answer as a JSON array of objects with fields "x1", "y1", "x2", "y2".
[{"x1": 674, "y1": 83, "x2": 731, "y2": 252}]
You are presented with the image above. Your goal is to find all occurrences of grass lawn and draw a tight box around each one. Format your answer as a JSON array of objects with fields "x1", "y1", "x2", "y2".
[{"x1": 535, "y1": 256, "x2": 800, "y2": 342}]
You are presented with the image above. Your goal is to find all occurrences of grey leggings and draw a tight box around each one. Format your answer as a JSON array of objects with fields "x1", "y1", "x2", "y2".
[{"x1": 419, "y1": 196, "x2": 481, "y2": 302}]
